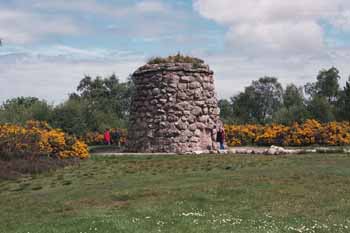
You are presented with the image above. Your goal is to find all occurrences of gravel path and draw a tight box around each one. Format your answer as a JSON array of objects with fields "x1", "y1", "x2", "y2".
[{"x1": 90, "y1": 146, "x2": 350, "y2": 156}]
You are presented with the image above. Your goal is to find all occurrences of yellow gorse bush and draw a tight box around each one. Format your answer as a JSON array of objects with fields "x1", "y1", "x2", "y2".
[
  {"x1": 225, "y1": 119, "x2": 350, "y2": 147},
  {"x1": 0, "y1": 121, "x2": 89, "y2": 159}
]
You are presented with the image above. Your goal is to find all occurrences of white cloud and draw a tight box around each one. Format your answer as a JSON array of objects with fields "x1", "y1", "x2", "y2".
[
  {"x1": 2, "y1": 0, "x2": 187, "y2": 46},
  {"x1": 1, "y1": 46, "x2": 350, "y2": 103},
  {"x1": 194, "y1": 0, "x2": 350, "y2": 56},
  {"x1": 0, "y1": 0, "x2": 174, "y2": 45},
  {"x1": 192, "y1": 0, "x2": 350, "y2": 99},
  {"x1": 330, "y1": 10, "x2": 350, "y2": 31},
  {"x1": 0, "y1": 9, "x2": 80, "y2": 44},
  {"x1": 135, "y1": 0, "x2": 169, "y2": 13},
  {"x1": 1, "y1": 0, "x2": 350, "y2": 103},
  {"x1": 226, "y1": 21, "x2": 324, "y2": 55},
  {"x1": 201, "y1": 49, "x2": 350, "y2": 99},
  {"x1": 31, "y1": 0, "x2": 111, "y2": 14},
  {"x1": 30, "y1": 0, "x2": 170, "y2": 16},
  {"x1": 0, "y1": 47, "x2": 145, "y2": 103},
  {"x1": 194, "y1": 0, "x2": 346, "y2": 24}
]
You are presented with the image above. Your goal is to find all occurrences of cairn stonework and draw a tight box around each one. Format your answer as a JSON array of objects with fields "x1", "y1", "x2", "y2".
[{"x1": 127, "y1": 62, "x2": 221, "y2": 153}]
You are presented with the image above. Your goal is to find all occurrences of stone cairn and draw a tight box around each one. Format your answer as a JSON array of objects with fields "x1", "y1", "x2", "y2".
[{"x1": 127, "y1": 61, "x2": 222, "y2": 153}]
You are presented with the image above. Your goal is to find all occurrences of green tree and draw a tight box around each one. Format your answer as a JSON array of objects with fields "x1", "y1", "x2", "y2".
[
  {"x1": 218, "y1": 99, "x2": 235, "y2": 124},
  {"x1": 283, "y1": 84, "x2": 304, "y2": 109},
  {"x1": 76, "y1": 74, "x2": 133, "y2": 120},
  {"x1": 50, "y1": 99, "x2": 88, "y2": 135},
  {"x1": 231, "y1": 77, "x2": 283, "y2": 124},
  {"x1": 316, "y1": 67, "x2": 340, "y2": 102},
  {"x1": 273, "y1": 84, "x2": 309, "y2": 124},
  {"x1": 0, "y1": 97, "x2": 52, "y2": 124},
  {"x1": 307, "y1": 96, "x2": 335, "y2": 122},
  {"x1": 273, "y1": 105, "x2": 310, "y2": 125},
  {"x1": 50, "y1": 74, "x2": 133, "y2": 135},
  {"x1": 305, "y1": 67, "x2": 341, "y2": 102},
  {"x1": 336, "y1": 76, "x2": 350, "y2": 120},
  {"x1": 231, "y1": 90, "x2": 259, "y2": 124},
  {"x1": 304, "y1": 67, "x2": 341, "y2": 122},
  {"x1": 304, "y1": 82, "x2": 317, "y2": 98}
]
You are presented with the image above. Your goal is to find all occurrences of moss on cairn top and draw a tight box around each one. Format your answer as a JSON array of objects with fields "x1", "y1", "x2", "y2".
[
  {"x1": 147, "y1": 53, "x2": 204, "y2": 66},
  {"x1": 133, "y1": 54, "x2": 210, "y2": 76}
]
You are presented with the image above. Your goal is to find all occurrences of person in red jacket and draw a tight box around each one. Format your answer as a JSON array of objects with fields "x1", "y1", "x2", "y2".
[{"x1": 104, "y1": 128, "x2": 111, "y2": 145}]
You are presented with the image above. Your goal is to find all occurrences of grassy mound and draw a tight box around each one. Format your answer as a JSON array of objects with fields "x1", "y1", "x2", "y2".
[{"x1": 147, "y1": 53, "x2": 204, "y2": 66}]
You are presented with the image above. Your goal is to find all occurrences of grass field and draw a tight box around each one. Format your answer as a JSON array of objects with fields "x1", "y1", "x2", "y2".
[{"x1": 1, "y1": 153, "x2": 350, "y2": 233}]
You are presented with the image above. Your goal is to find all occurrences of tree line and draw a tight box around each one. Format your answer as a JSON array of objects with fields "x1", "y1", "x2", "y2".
[
  {"x1": 0, "y1": 74, "x2": 133, "y2": 136},
  {"x1": 1, "y1": 67, "x2": 350, "y2": 136},
  {"x1": 219, "y1": 67, "x2": 350, "y2": 124}
]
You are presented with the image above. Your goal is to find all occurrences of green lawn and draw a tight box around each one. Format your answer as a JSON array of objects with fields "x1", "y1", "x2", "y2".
[{"x1": 1, "y1": 154, "x2": 350, "y2": 233}]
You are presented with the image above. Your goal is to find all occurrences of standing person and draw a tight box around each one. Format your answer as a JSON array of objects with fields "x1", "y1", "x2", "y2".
[
  {"x1": 216, "y1": 127, "x2": 225, "y2": 150},
  {"x1": 104, "y1": 128, "x2": 111, "y2": 145},
  {"x1": 221, "y1": 127, "x2": 226, "y2": 149},
  {"x1": 112, "y1": 130, "x2": 121, "y2": 147}
]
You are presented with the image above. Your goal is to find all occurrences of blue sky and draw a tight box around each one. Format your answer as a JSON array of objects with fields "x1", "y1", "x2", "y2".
[{"x1": 1, "y1": 0, "x2": 350, "y2": 103}]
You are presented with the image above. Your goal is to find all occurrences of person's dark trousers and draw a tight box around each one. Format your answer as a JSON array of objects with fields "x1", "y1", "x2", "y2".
[{"x1": 220, "y1": 142, "x2": 224, "y2": 150}]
